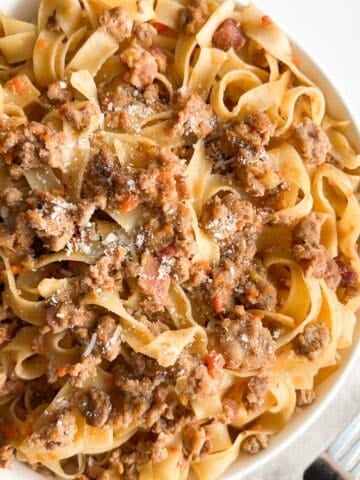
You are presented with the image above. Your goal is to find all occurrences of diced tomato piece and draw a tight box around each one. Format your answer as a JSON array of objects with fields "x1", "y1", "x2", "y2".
[
  {"x1": 261, "y1": 15, "x2": 272, "y2": 26},
  {"x1": 212, "y1": 295, "x2": 223, "y2": 314},
  {"x1": 205, "y1": 351, "x2": 225, "y2": 378},
  {"x1": 152, "y1": 22, "x2": 170, "y2": 34},
  {"x1": 119, "y1": 193, "x2": 140, "y2": 213}
]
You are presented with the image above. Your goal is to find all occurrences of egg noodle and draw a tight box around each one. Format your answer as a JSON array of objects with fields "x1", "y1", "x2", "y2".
[{"x1": 0, "y1": 1, "x2": 359, "y2": 479}]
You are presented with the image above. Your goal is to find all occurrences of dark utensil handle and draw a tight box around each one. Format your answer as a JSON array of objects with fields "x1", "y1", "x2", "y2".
[{"x1": 304, "y1": 453, "x2": 353, "y2": 480}]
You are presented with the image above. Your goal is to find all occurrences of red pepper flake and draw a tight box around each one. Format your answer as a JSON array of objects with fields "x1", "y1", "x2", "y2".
[
  {"x1": 152, "y1": 22, "x2": 170, "y2": 34},
  {"x1": 119, "y1": 193, "x2": 140, "y2": 213},
  {"x1": 261, "y1": 15, "x2": 272, "y2": 27},
  {"x1": 0, "y1": 423, "x2": 18, "y2": 440},
  {"x1": 205, "y1": 351, "x2": 225, "y2": 378}
]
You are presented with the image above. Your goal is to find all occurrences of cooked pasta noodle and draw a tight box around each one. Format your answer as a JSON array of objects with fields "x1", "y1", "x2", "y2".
[{"x1": 0, "y1": 1, "x2": 359, "y2": 479}]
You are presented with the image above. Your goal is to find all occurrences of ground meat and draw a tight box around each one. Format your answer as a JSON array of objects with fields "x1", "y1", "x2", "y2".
[
  {"x1": 293, "y1": 119, "x2": 330, "y2": 165},
  {"x1": 292, "y1": 213, "x2": 341, "y2": 289},
  {"x1": 138, "y1": 147, "x2": 188, "y2": 210},
  {"x1": 99, "y1": 6, "x2": 133, "y2": 43},
  {"x1": 296, "y1": 389, "x2": 316, "y2": 406},
  {"x1": 60, "y1": 101, "x2": 99, "y2": 131},
  {"x1": 0, "y1": 122, "x2": 65, "y2": 179},
  {"x1": 241, "y1": 433, "x2": 268, "y2": 454},
  {"x1": 148, "y1": 46, "x2": 167, "y2": 73},
  {"x1": 179, "y1": 0, "x2": 209, "y2": 35},
  {"x1": 236, "y1": 265, "x2": 277, "y2": 311},
  {"x1": 82, "y1": 247, "x2": 125, "y2": 292},
  {"x1": 27, "y1": 410, "x2": 78, "y2": 449},
  {"x1": 202, "y1": 193, "x2": 260, "y2": 248},
  {"x1": 0, "y1": 187, "x2": 22, "y2": 208},
  {"x1": 293, "y1": 323, "x2": 330, "y2": 360},
  {"x1": 0, "y1": 446, "x2": 14, "y2": 468},
  {"x1": 182, "y1": 424, "x2": 211, "y2": 461},
  {"x1": 44, "y1": 287, "x2": 96, "y2": 334},
  {"x1": 212, "y1": 19, "x2": 246, "y2": 51},
  {"x1": 176, "y1": 357, "x2": 220, "y2": 399},
  {"x1": 79, "y1": 387, "x2": 112, "y2": 427},
  {"x1": 336, "y1": 259, "x2": 358, "y2": 289},
  {"x1": 132, "y1": 21, "x2": 156, "y2": 47},
  {"x1": 233, "y1": 111, "x2": 274, "y2": 147},
  {"x1": 244, "y1": 376, "x2": 268, "y2": 410},
  {"x1": 95, "y1": 316, "x2": 122, "y2": 361},
  {"x1": 213, "y1": 309, "x2": 275, "y2": 371},
  {"x1": 65, "y1": 355, "x2": 101, "y2": 388},
  {"x1": 208, "y1": 112, "x2": 280, "y2": 197},
  {"x1": 81, "y1": 146, "x2": 119, "y2": 208},
  {"x1": 25, "y1": 191, "x2": 76, "y2": 252},
  {"x1": 120, "y1": 43, "x2": 158, "y2": 89},
  {"x1": 127, "y1": 252, "x2": 171, "y2": 311},
  {"x1": 46, "y1": 80, "x2": 74, "y2": 105},
  {"x1": 0, "y1": 324, "x2": 11, "y2": 348},
  {"x1": 169, "y1": 91, "x2": 215, "y2": 139}
]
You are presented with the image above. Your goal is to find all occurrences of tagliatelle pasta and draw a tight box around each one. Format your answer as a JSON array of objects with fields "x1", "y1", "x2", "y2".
[{"x1": 0, "y1": 1, "x2": 359, "y2": 479}]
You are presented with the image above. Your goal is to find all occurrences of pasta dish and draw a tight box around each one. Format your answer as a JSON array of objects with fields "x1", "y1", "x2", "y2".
[{"x1": 0, "y1": 0, "x2": 359, "y2": 478}]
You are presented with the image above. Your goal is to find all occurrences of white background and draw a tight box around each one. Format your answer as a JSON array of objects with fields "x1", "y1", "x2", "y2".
[{"x1": 0, "y1": 1, "x2": 359, "y2": 479}]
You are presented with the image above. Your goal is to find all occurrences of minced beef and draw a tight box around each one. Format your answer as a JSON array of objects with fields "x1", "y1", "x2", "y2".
[
  {"x1": 98, "y1": 7, "x2": 133, "y2": 43},
  {"x1": 79, "y1": 387, "x2": 112, "y2": 427},
  {"x1": 292, "y1": 213, "x2": 341, "y2": 289},
  {"x1": 169, "y1": 91, "x2": 215, "y2": 139},
  {"x1": 120, "y1": 42, "x2": 158, "y2": 89},
  {"x1": 293, "y1": 323, "x2": 330, "y2": 361},
  {"x1": 46, "y1": 80, "x2": 74, "y2": 105},
  {"x1": 25, "y1": 191, "x2": 76, "y2": 252},
  {"x1": 241, "y1": 433, "x2": 268, "y2": 454},
  {"x1": 212, "y1": 308, "x2": 275, "y2": 370},
  {"x1": 293, "y1": 119, "x2": 330, "y2": 165},
  {"x1": 296, "y1": 389, "x2": 316, "y2": 406},
  {"x1": 179, "y1": 0, "x2": 210, "y2": 34},
  {"x1": 0, "y1": 122, "x2": 66, "y2": 179},
  {"x1": 244, "y1": 376, "x2": 269, "y2": 410},
  {"x1": 212, "y1": 19, "x2": 246, "y2": 51},
  {"x1": 27, "y1": 409, "x2": 78, "y2": 449},
  {"x1": 60, "y1": 101, "x2": 99, "y2": 131}
]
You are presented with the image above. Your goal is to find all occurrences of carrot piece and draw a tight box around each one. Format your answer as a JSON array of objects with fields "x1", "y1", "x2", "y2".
[
  {"x1": 261, "y1": 15, "x2": 272, "y2": 26},
  {"x1": 7, "y1": 76, "x2": 27, "y2": 95},
  {"x1": 212, "y1": 295, "x2": 223, "y2": 314},
  {"x1": 119, "y1": 193, "x2": 140, "y2": 213}
]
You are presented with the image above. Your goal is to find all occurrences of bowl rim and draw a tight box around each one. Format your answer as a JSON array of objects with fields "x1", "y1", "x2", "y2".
[{"x1": 0, "y1": 1, "x2": 359, "y2": 480}]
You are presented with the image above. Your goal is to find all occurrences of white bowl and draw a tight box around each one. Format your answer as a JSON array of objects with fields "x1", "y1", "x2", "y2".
[{"x1": 0, "y1": 1, "x2": 359, "y2": 479}]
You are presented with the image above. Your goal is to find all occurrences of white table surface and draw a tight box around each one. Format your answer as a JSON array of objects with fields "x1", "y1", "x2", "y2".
[{"x1": 0, "y1": 1, "x2": 359, "y2": 480}]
